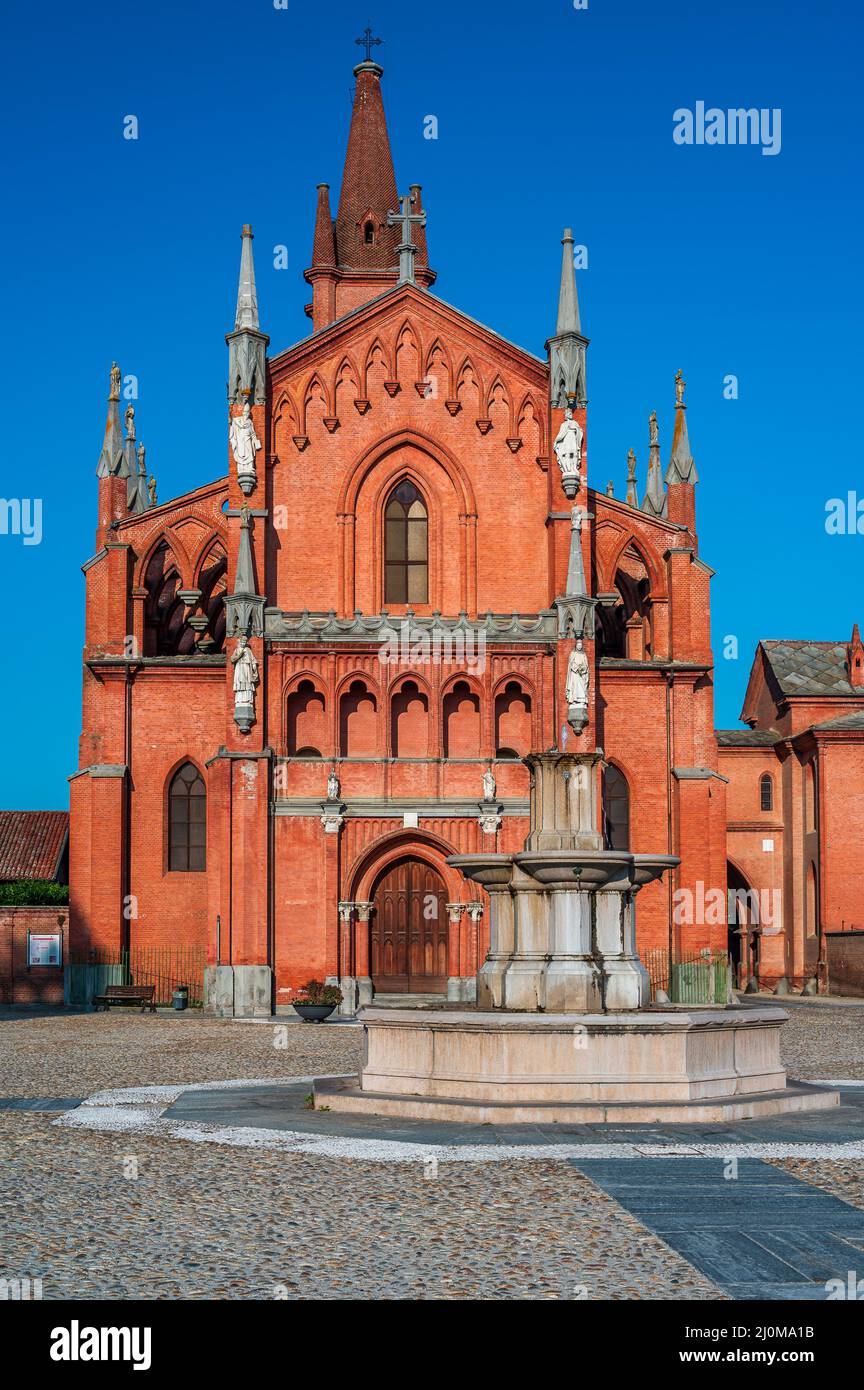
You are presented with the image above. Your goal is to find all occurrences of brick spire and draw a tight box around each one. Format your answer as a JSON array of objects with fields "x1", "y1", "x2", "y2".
[
  {"x1": 304, "y1": 53, "x2": 435, "y2": 330},
  {"x1": 849, "y1": 624, "x2": 864, "y2": 688},
  {"x1": 311, "y1": 183, "x2": 336, "y2": 268},
  {"x1": 334, "y1": 59, "x2": 400, "y2": 270}
]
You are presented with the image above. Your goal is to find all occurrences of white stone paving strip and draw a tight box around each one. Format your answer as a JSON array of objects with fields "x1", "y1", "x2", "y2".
[{"x1": 52, "y1": 1076, "x2": 864, "y2": 1164}]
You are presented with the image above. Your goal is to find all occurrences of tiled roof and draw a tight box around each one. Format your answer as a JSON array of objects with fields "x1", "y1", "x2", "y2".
[
  {"x1": 0, "y1": 811, "x2": 69, "y2": 881},
  {"x1": 761, "y1": 640, "x2": 861, "y2": 698},
  {"x1": 716, "y1": 729, "x2": 781, "y2": 747},
  {"x1": 811, "y1": 710, "x2": 864, "y2": 732}
]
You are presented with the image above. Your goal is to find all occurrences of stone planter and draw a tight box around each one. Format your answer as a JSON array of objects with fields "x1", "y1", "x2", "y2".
[{"x1": 292, "y1": 1003, "x2": 337, "y2": 1024}]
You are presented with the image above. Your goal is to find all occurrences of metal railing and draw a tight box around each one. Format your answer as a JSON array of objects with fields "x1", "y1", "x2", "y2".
[
  {"x1": 65, "y1": 946, "x2": 206, "y2": 1008},
  {"x1": 643, "y1": 948, "x2": 730, "y2": 1005}
]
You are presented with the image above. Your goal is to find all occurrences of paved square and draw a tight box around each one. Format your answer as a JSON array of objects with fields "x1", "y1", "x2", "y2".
[{"x1": 1, "y1": 1003, "x2": 862, "y2": 1301}]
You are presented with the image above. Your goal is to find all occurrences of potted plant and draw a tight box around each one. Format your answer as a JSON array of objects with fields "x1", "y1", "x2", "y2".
[{"x1": 292, "y1": 979, "x2": 343, "y2": 1023}]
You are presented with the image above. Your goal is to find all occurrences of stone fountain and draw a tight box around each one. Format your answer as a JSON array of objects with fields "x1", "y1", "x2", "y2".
[{"x1": 316, "y1": 752, "x2": 838, "y2": 1124}]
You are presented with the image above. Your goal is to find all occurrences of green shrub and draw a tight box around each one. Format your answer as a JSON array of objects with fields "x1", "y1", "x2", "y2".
[{"x1": 0, "y1": 880, "x2": 69, "y2": 907}]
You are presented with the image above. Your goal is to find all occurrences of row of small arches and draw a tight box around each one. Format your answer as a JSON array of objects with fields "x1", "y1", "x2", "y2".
[{"x1": 286, "y1": 677, "x2": 533, "y2": 760}]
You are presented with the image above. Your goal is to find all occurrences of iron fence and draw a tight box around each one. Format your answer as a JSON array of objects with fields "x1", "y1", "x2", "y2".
[
  {"x1": 65, "y1": 945, "x2": 206, "y2": 1008},
  {"x1": 643, "y1": 948, "x2": 730, "y2": 1005}
]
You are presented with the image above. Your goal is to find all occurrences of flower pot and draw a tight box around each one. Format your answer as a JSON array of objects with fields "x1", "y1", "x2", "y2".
[{"x1": 292, "y1": 1002, "x2": 337, "y2": 1023}]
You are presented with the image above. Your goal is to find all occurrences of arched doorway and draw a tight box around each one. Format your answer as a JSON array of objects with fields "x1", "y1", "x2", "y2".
[
  {"x1": 371, "y1": 858, "x2": 448, "y2": 994},
  {"x1": 727, "y1": 862, "x2": 760, "y2": 989}
]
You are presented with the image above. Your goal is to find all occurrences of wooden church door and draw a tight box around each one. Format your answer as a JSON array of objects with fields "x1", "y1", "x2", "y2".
[{"x1": 371, "y1": 859, "x2": 448, "y2": 994}]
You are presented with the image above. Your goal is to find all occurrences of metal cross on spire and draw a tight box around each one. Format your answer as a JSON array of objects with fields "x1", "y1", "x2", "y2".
[
  {"x1": 387, "y1": 191, "x2": 427, "y2": 284},
  {"x1": 355, "y1": 26, "x2": 383, "y2": 62}
]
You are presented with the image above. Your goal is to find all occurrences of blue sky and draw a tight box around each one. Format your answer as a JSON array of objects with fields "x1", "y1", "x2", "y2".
[{"x1": 0, "y1": 0, "x2": 861, "y2": 808}]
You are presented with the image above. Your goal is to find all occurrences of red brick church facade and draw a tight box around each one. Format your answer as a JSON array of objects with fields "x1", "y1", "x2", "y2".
[{"x1": 68, "y1": 54, "x2": 864, "y2": 1010}]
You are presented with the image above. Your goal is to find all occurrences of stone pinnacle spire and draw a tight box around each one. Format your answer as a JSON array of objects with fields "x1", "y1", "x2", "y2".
[
  {"x1": 626, "y1": 448, "x2": 639, "y2": 507},
  {"x1": 548, "y1": 229, "x2": 587, "y2": 408},
  {"x1": 556, "y1": 228, "x2": 581, "y2": 336},
  {"x1": 96, "y1": 362, "x2": 128, "y2": 479},
  {"x1": 642, "y1": 410, "x2": 666, "y2": 517},
  {"x1": 666, "y1": 370, "x2": 699, "y2": 485},
  {"x1": 234, "y1": 225, "x2": 259, "y2": 332}
]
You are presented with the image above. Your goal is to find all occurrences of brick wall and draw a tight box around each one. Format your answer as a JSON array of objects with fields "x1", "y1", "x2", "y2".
[
  {"x1": 0, "y1": 907, "x2": 68, "y2": 1005},
  {"x1": 825, "y1": 931, "x2": 864, "y2": 997}
]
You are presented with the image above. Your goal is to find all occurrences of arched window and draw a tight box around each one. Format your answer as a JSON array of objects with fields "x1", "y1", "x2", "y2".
[
  {"x1": 364, "y1": 220, "x2": 375, "y2": 245},
  {"x1": 384, "y1": 481, "x2": 428, "y2": 604},
  {"x1": 168, "y1": 763, "x2": 206, "y2": 871},
  {"x1": 760, "y1": 774, "x2": 773, "y2": 812},
  {"x1": 805, "y1": 761, "x2": 817, "y2": 830},
  {"x1": 602, "y1": 764, "x2": 630, "y2": 851}
]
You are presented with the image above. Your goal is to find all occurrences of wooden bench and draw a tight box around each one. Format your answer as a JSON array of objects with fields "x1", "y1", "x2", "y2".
[{"x1": 92, "y1": 984, "x2": 156, "y2": 1013}]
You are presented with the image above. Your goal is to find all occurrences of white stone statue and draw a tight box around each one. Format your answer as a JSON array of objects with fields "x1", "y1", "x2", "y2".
[
  {"x1": 553, "y1": 408, "x2": 583, "y2": 480},
  {"x1": 327, "y1": 770, "x2": 340, "y2": 801},
  {"x1": 229, "y1": 402, "x2": 262, "y2": 479},
  {"x1": 565, "y1": 638, "x2": 590, "y2": 707},
  {"x1": 482, "y1": 768, "x2": 496, "y2": 802},
  {"x1": 231, "y1": 635, "x2": 259, "y2": 710}
]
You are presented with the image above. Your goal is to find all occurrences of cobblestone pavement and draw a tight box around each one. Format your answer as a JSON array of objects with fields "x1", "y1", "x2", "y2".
[
  {"x1": 0, "y1": 1112, "x2": 722, "y2": 1300},
  {"x1": 772, "y1": 1001, "x2": 864, "y2": 1080},
  {"x1": 1, "y1": 1005, "x2": 861, "y2": 1300},
  {"x1": 0, "y1": 1012, "x2": 363, "y2": 1098}
]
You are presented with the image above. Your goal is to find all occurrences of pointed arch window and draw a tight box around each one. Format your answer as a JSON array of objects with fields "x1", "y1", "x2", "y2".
[
  {"x1": 168, "y1": 763, "x2": 206, "y2": 871},
  {"x1": 384, "y1": 481, "x2": 428, "y2": 604},
  {"x1": 602, "y1": 764, "x2": 630, "y2": 851},
  {"x1": 760, "y1": 774, "x2": 774, "y2": 812},
  {"x1": 364, "y1": 220, "x2": 375, "y2": 245}
]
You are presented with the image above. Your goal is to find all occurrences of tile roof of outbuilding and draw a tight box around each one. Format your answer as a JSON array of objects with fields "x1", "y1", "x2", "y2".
[
  {"x1": 760, "y1": 640, "x2": 861, "y2": 698},
  {"x1": 0, "y1": 811, "x2": 69, "y2": 881}
]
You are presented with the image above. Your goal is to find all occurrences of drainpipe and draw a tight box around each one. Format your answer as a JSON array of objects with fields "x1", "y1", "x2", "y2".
[{"x1": 664, "y1": 671, "x2": 675, "y2": 965}]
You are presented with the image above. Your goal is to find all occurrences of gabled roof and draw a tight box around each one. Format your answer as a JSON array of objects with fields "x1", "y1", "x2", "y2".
[
  {"x1": 270, "y1": 281, "x2": 547, "y2": 379},
  {"x1": 760, "y1": 640, "x2": 860, "y2": 699},
  {"x1": 716, "y1": 729, "x2": 781, "y2": 748},
  {"x1": 0, "y1": 811, "x2": 69, "y2": 881}
]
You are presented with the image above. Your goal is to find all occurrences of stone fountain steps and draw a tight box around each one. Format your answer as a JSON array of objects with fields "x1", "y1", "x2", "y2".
[{"x1": 314, "y1": 1075, "x2": 838, "y2": 1126}]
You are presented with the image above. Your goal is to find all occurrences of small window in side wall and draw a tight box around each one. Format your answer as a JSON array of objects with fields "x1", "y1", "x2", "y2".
[
  {"x1": 364, "y1": 221, "x2": 375, "y2": 245},
  {"x1": 168, "y1": 763, "x2": 206, "y2": 871},
  {"x1": 760, "y1": 774, "x2": 773, "y2": 812}
]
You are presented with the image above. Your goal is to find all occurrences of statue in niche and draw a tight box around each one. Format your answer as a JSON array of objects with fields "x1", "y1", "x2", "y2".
[
  {"x1": 231, "y1": 635, "x2": 259, "y2": 712},
  {"x1": 327, "y1": 770, "x2": 340, "y2": 801},
  {"x1": 565, "y1": 638, "x2": 590, "y2": 708},
  {"x1": 482, "y1": 768, "x2": 496, "y2": 803},
  {"x1": 229, "y1": 401, "x2": 262, "y2": 480},
  {"x1": 553, "y1": 407, "x2": 583, "y2": 481}
]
